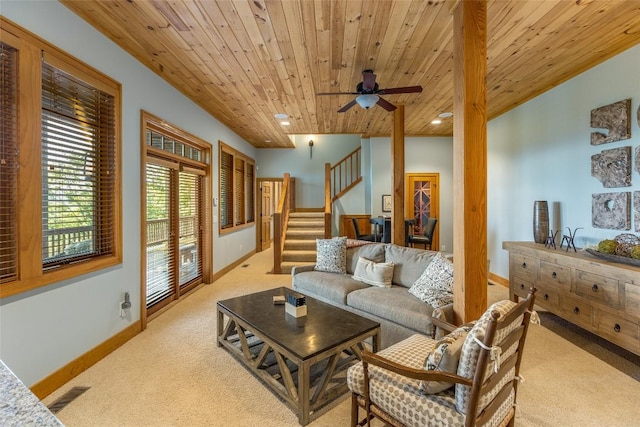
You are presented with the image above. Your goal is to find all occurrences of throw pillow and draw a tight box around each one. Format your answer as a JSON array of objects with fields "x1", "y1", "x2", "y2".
[
  {"x1": 421, "y1": 324, "x2": 473, "y2": 394},
  {"x1": 314, "y1": 236, "x2": 347, "y2": 274},
  {"x1": 351, "y1": 257, "x2": 395, "y2": 287},
  {"x1": 408, "y1": 252, "x2": 454, "y2": 307}
]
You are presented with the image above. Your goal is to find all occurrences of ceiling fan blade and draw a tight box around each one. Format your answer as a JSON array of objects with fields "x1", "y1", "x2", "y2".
[
  {"x1": 338, "y1": 99, "x2": 358, "y2": 113},
  {"x1": 317, "y1": 92, "x2": 360, "y2": 96},
  {"x1": 376, "y1": 97, "x2": 397, "y2": 111},
  {"x1": 362, "y1": 70, "x2": 377, "y2": 91},
  {"x1": 377, "y1": 86, "x2": 423, "y2": 95}
]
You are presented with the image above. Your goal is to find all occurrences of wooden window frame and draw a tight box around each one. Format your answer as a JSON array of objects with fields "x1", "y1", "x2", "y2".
[
  {"x1": 0, "y1": 18, "x2": 122, "y2": 298},
  {"x1": 218, "y1": 141, "x2": 255, "y2": 235}
]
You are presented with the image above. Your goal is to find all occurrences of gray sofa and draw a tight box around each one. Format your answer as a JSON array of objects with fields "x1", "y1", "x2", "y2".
[{"x1": 291, "y1": 242, "x2": 453, "y2": 349}]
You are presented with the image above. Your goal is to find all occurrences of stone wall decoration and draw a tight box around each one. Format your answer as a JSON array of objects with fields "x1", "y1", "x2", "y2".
[
  {"x1": 636, "y1": 146, "x2": 640, "y2": 174},
  {"x1": 592, "y1": 192, "x2": 631, "y2": 230},
  {"x1": 590, "y1": 99, "x2": 631, "y2": 145},
  {"x1": 591, "y1": 146, "x2": 631, "y2": 187},
  {"x1": 635, "y1": 192, "x2": 640, "y2": 232}
]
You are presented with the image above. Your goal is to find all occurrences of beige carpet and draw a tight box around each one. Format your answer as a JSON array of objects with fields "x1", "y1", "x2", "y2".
[{"x1": 44, "y1": 248, "x2": 640, "y2": 426}]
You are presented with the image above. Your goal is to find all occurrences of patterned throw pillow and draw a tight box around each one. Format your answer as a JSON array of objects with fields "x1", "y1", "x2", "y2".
[
  {"x1": 351, "y1": 257, "x2": 395, "y2": 287},
  {"x1": 314, "y1": 236, "x2": 347, "y2": 274},
  {"x1": 408, "y1": 252, "x2": 454, "y2": 308},
  {"x1": 421, "y1": 324, "x2": 473, "y2": 394}
]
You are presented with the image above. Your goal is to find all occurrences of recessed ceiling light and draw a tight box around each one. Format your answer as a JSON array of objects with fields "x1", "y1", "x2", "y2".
[
  {"x1": 274, "y1": 113, "x2": 288, "y2": 120},
  {"x1": 280, "y1": 121, "x2": 290, "y2": 126},
  {"x1": 438, "y1": 112, "x2": 453, "y2": 118},
  {"x1": 431, "y1": 119, "x2": 442, "y2": 125}
]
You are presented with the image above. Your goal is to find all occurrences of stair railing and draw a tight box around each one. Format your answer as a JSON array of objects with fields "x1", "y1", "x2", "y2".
[
  {"x1": 273, "y1": 173, "x2": 293, "y2": 274},
  {"x1": 329, "y1": 146, "x2": 362, "y2": 202},
  {"x1": 324, "y1": 163, "x2": 332, "y2": 239}
]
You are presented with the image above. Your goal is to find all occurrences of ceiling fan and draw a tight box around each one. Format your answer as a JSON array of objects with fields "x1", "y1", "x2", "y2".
[{"x1": 317, "y1": 70, "x2": 423, "y2": 113}]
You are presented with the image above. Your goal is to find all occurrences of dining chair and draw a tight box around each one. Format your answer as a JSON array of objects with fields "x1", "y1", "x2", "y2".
[
  {"x1": 408, "y1": 218, "x2": 437, "y2": 249},
  {"x1": 352, "y1": 218, "x2": 378, "y2": 242}
]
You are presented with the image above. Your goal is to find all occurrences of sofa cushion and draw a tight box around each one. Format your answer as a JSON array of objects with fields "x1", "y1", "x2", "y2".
[
  {"x1": 408, "y1": 252, "x2": 454, "y2": 308},
  {"x1": 384, "y1": 244, "x2": 437, "y2": 288},
  {"x1": 292, "y1": 270, "x2": 370, "y2": 305},
  {"x1": 346, "y1": 243, "x2": 386, "y2": 274},
  {"x1": 314, "y1": 236, "x2": 347, "y2": 274},
  {"x1": 352, "y1": 257, "x2": 395, "y2": 287},
  {"x1": 421, "y1": 324, "x2": 473, "y2": 394},
  {"x1": 347, "y1": 286, "x2": 435, "y2": 334}
]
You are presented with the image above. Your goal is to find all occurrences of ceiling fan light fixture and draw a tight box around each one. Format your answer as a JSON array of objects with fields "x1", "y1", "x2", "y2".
[{"x1": 356, "y1": 94, "x2": 379, "y2": 109}]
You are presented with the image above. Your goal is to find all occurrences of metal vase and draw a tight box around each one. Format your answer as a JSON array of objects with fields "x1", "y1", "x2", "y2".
[{"x1": 533, "y1": 201, "x2": 549, "y2": 244}]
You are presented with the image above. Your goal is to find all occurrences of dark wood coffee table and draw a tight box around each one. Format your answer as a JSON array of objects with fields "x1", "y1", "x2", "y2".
[{"x1": 216, "y1": 287, "x2": 380, "y2": 425}]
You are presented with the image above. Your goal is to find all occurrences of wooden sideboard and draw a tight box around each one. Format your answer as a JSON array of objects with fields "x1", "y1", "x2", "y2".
[{"x1": 503, "y1": 241, "x2": 640, "y2": 356}]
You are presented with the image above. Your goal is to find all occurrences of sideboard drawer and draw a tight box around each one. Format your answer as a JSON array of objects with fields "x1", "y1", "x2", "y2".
[
  {"x1": 595, "y1": 310, "x2": 640, "y2": 351},
  {"x1": 534, "y1": 283, "x2": 560, "y2": 309},
  {"x1": 511, "y1": 254, "x2": 537, "y2": 281},
  {"x1": 511, "y1": 276, "x2": 535, "y2": 300},
  {"x1": 575, "y1": 270, "x2": 619, "y2": 309},
  {"x1": 539, "y1": 261, "x2": 571, "y2": 291},
  {"x1": 624, "y1": 282, "x2": 640, "y2": 315},
  {"x1": 559, "y1": 295, "x2": 593, "y2": 329}
]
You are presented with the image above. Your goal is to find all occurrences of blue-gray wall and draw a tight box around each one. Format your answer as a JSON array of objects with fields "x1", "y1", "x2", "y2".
[
  {"x1": 1, "y1": 1, "x2": 257, "y2": 386},
  {"x1": 488, "y1": 44, "x2": 640, "y2": 278}
]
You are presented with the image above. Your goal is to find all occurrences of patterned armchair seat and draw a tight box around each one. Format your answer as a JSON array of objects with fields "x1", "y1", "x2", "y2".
[{"x1": 347, "y1": 290, "x2": 537, "y2": 427}]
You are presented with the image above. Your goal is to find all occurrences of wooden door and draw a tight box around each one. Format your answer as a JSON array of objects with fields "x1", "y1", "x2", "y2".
[
  {"x1": 256, "y1": 178, "x2": 282, "y2": 252},
  {"x1": 405, "y1": 173, "x2": 440, "y2": 250},
  {"x1": 260, "y1": 182, "x2": 272, "y2": 251}
]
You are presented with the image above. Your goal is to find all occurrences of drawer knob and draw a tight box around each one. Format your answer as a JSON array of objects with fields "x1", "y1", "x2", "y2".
[
  {"x1": 592, "y1": 284, "x2": 599, "y2": 292},
  {"x1": 552, "y1": 272, "x2": 557, "y2": 278},
  {"x1": 522, "y1": 262, "x2": 527, "y2": 268},
  {"x1": 544, "y1": 293, "x2": 549, "y2": 300},
  {"x1": 520, "y1": 283, "x2": 525, "y2": 290},
  {"x1": 614, "y1": 324, "x2": 621, "y2": 333},
  {"x1": 573, "y1": 307, "x2": 580, "y2": 314}
]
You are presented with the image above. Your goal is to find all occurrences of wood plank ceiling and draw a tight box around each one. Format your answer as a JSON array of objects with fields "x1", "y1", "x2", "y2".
[{"x1": 60, "y1": 0, "x2": 640, "y2": 148}]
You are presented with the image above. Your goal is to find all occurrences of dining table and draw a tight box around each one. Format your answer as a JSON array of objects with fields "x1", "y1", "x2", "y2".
[{"x1": 369, "y1": 217, "x2": 415, "y2": 245}]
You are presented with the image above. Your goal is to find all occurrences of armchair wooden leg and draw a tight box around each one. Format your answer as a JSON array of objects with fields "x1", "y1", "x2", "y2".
[{"x1": 351, "y1": 393, "x2": 358, "y2": 427}]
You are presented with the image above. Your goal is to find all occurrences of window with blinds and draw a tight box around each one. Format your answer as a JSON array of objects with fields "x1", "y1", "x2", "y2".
[
  {"x1": 219, "y1": 142, "x2": 255, "y2": 233},
  {"x1": 41, "y1": 62, "x2": 116, "y2": 269},
  {"x1": 0, "y1": 18, "x2": 122, "y2": 297},
  {"x1": 220, "y1": 149, "x2": 233, "y2": 229},
  {"x1": 0, "y1": 42, "x2": 18, "y2": 284}
]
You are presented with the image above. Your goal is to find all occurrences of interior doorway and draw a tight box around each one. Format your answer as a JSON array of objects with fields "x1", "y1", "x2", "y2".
[
  {"x1": 405, "y1": 173, "x2": 440, "y2": 250},
  {"x1": 256, "y1": 178, "x2": 283, "y2": 252}
]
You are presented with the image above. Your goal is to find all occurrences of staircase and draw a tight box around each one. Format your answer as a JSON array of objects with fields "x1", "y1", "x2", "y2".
[{"x1": 279, "y1": 211, "x2": 324, "y2": 274}]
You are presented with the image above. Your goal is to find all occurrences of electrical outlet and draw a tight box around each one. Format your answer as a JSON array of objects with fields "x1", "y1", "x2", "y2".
[{"x1": 441, "y1": 245, "x2": 446, "y2": 252}]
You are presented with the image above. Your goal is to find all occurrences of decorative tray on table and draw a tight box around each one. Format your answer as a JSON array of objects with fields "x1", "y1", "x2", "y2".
[{"x1": 585, "y1": 248, "x2": 640, "y2": 267}]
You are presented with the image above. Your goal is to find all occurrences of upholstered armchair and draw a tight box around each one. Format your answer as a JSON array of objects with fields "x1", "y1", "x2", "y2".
[{"x1": 347, "y1": 288, "x2": 537, "y2": 427}]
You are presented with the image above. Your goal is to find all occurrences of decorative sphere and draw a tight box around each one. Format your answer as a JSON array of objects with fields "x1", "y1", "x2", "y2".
[
  {"x1": 597, "y1": 239, "x2": 618, "y2": 254},
  {"x1": 630, "y1": 245, "x2": 640, "y2": 260}
]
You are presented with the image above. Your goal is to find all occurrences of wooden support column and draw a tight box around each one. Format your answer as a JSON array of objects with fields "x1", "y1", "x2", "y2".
[
  {"x1": 452, "y1": 0, "x2": 487, "y2": 324},
  {"x1": 391, "y1": 105, "x2": 405, "y2": 246}
]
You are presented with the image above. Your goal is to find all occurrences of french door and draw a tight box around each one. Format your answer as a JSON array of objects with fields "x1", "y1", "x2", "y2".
[
  {"x1": 145, "y1": 160, "x2": 204, "y2": 315},
  {"x1": 141, "y1": 111, "x2": 211, "y2": 323},
  {"x1": 405, "y1": 173, "x2": 440, "y2": 250}
]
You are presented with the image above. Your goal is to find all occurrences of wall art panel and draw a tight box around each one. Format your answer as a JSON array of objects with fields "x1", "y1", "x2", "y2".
[
  {"x1": 592, "y1": 192, "x2": 631, "y2": 230},
  {"x1": 590, "y1": 99, "x2": 631, "y2": 145}
]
